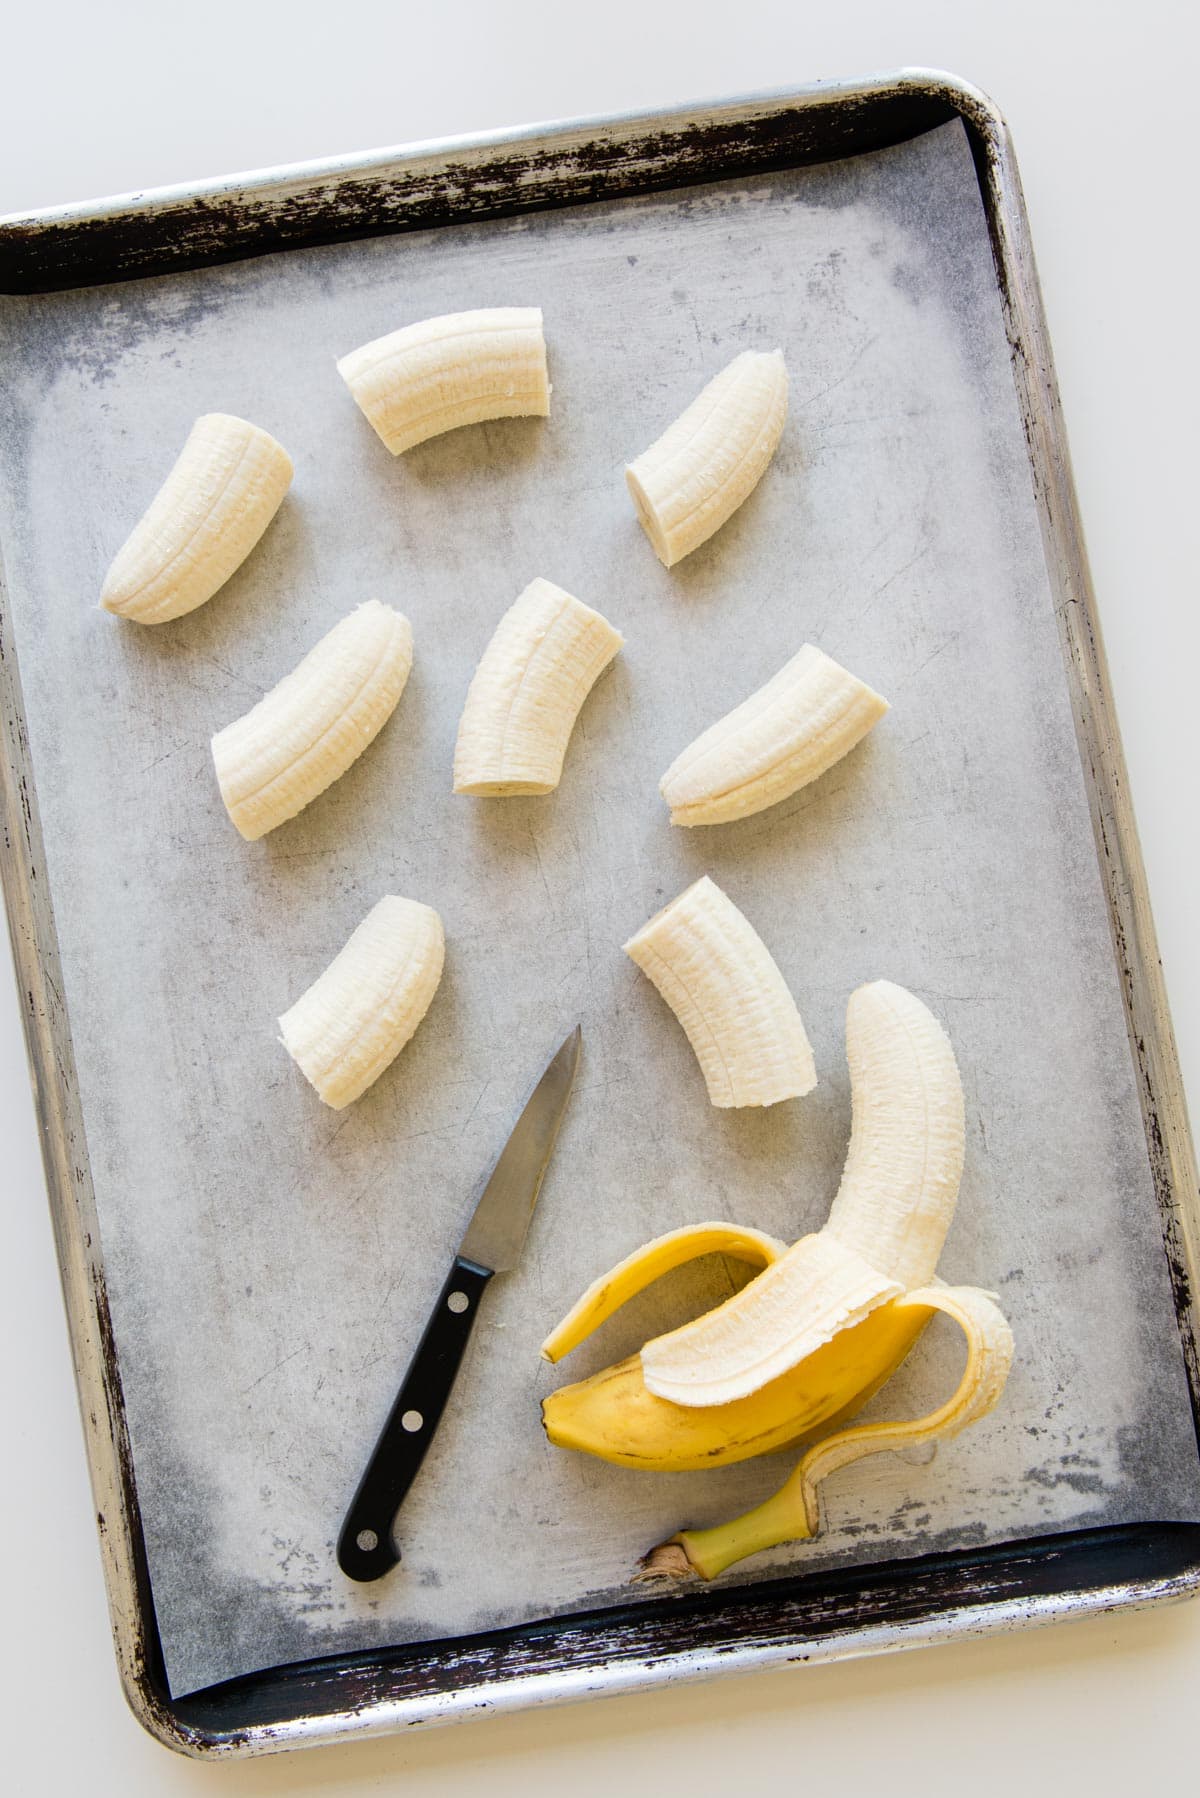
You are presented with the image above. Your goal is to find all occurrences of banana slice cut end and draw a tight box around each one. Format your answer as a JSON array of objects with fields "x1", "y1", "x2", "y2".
[{"x1": 624, "y1": 463, "x2": 673, "y2": 566}]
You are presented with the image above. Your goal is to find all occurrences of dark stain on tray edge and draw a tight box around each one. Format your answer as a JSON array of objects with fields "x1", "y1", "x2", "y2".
[
  {"x1": 169, "y1": 1522, "x2": 1200, "y2": 1751},
  {"x1": 0, "y1": 90, "x2": 961, "y2": 295}
]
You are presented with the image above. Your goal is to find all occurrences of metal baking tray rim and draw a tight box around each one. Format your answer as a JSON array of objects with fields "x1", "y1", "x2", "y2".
[{"x1": 0, "y1": 64, "x2": 994, "y2": 237}]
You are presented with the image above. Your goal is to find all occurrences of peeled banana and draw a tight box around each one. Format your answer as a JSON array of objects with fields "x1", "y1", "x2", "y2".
[
  {"x1": 661, "y1": 645, "x2": 889, "y2": 827},
  {"x1": 337, "y1": 307, "x2": 550, "y2": 455},
  {"x1": 211, "y1": 599, "x2": 412, "y2": 839},
  {"x1": 626, "y1": 349, "x2": 787, "y2": 567},
  {"x1": 279, "y1": 895, "x2": 444, "y2": 1109},
  {"x1": 542, "y1": 982, "x2": 1012, "y2": 1574},
  {"x1": 100, "y1": 414, "x2": 293, "y2": 624},
  {"x1": 623, "y1": 876, "x2": 816, "y2": 1108},
  {"x1": 453, "y1": 579, "x2": 624, "y2": 796}
]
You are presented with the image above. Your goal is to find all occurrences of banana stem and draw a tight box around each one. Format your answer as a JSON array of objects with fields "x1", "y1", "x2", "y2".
[{"x1": 673, "y1": 1473, "x2": 819, "y2": 1580}]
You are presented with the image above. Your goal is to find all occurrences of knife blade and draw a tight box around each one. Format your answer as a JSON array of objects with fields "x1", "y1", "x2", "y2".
[{"x1": 336, "y1": 1025, "x2": 581, "y2": 1582}]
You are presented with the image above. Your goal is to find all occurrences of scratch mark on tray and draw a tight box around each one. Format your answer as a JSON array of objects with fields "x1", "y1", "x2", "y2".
[
  {"x1": 240, "y1": 1344, "x2": 307, "y2": 1396},
  {"x1": 837, "y1": 541, "x2": 935, "y2": 638},
  {"x1": 895, "y1": 631, "x2": 961, "y2": 691},
  {"x1": 869, "y1": 540, "x2": 934, "y2": 605},
  {"x1": 124, "y1": 699, "x2": 208, "y2": 741},
  {"x1": 915, "y1": 988, "x2": 1000, "y2": 1006},
  {"x1": 358, "y1": 1277, "x2": 402, "y2": 1372},
  {"x1": 525, "y1": 821, "x2": 553, "y2": 911},
  {"x1": 558, "y1": 954, "x2": 586, "y2": 991},
  {"x1": 322, "y1": 1113, "x2": 356, "y2": 1153},
  {"x1": 462, "y1": 1082, "x2": 490, "y2": 1129},
  {"x1": 136, "y1": 743, "x2": 187, "y2": 778},
  {"x1": 800, "y1": 332, "x2": 879, "y2": 408},
  {"x1": 268, "y1": 846, "x2": 338, "y2": 866},
  {"x1": 373, "y1": 1276, "x2": 400, "y2": 1322},
  {"x1": 195, "y1": 652, "x2": 260, "y2": 694}
]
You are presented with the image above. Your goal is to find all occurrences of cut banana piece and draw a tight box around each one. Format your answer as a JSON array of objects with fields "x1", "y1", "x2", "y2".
[
  {"x1": 279, "y1": 896, "x2": 444, "y2": 1109},
  {"x1": 660, "y1": 644, "x2": 888, "y2": 827},
  {"x1": 644, "y1": 1285, "x2": 1014, "y2": 1580},
  {"x1": 824, "y1": 980, "x2": 965, "y2": 1289},
  {"x1": 337, "y1": 307, "x2": 550, "y2": 454},
  {"x1": 623, "y1": 876, "x2": 816, "y2": 1108},
  {"x1": 212, "y1": 599, "x2": 412, "y2": 840},
  {"x1": 100, "y1": 414, "x2": 293, "y2": 624},
  {"x1": 453, "y1": 579, "x2": 624, "y2": 796},
  {"x1": 640, "y1": 1233, "x2": 903, "y2": 1408},
  {"x1": 626, "y1": 349, "x2": 787, "y2": 567}
]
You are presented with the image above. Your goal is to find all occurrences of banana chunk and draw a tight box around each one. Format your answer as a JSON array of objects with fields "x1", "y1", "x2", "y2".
[
  {"x1": 212, "y1": 599, "x2": 412, "y2": 840},
  {"x1": 453, "y1": 578, "x2": 624, "y2": 796},
  {"x1": 337, "y1": 307, "x2": 550, "y2": 455},
  {"x1": 661, "y1": 644, "x2": 888, "y2": 827},
  {"x1": 279, "y1": 896, "x2": 444, "y2": 1109},
  {"x1": 100, "y1": 413, "x2": 293, "y2": 624},
  {"x1": 626, "y1": 349, "x2": 787, "y2": 567},
  {"x1": 623, "y1": 875, "x2": 816, "y2": 1108}
]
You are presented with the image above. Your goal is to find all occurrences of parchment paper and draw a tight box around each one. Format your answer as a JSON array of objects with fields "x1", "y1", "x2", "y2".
[{"x1": 2, "y1": 120, "x2": 1197, "y2": 1698}]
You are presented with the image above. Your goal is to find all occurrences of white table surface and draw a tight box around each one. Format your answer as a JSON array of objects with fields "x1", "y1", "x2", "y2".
[{"x1": 2, "y1": 4, "x2": 1197, "y2": 1790}]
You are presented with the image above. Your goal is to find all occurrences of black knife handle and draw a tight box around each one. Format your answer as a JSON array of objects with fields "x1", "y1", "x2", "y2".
[{"x1": 336, "y1": 1256, "x2": 493, "y2": 1582}]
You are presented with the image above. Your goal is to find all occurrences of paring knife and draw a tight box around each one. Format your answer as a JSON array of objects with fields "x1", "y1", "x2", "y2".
[{"x1": 336, "y1": 1025, "x2": 581, "y2": 1582}]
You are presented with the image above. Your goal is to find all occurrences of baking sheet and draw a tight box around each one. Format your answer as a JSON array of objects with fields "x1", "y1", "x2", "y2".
[{"x1": 1, "y1": 117, "x2": 1197, "y2": 1699}]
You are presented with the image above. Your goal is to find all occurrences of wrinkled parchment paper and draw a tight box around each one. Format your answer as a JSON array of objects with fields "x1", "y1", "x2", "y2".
[{"x1": 2, "y1": 120, "x2": 1197, "y2": 1697}]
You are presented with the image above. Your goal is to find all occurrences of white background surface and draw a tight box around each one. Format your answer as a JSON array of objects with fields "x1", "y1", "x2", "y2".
[{"x1": 1, "y1": 2, "x2": 1197, "y2": 1791}]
